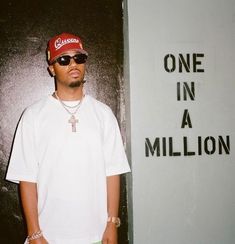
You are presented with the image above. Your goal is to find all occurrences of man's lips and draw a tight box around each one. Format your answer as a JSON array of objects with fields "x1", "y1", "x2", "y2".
[{"x1": 68, "y1": 69, "x2": 81, "y2": 78}]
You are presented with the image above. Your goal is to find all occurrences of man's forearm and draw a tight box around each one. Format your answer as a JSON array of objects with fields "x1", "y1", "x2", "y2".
[
  {"x1": 102, "y1": 175, "x2": 120, "y2": 243},
  {"x1": 106, "y1": 175, "x2": 120, "y2": 218},
  {"x1": 19, "y1": 181, "x2": 40, "y2": 235}
]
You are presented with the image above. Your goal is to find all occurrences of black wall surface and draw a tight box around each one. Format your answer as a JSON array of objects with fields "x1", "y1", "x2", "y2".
[{"x1": 0, "y1": 0, "x2": 129, "y2": 243}]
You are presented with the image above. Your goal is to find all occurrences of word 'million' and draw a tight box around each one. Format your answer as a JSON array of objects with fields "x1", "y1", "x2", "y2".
[{"x1": 145, "y1": 135, "x2": 230, "y2": 157}]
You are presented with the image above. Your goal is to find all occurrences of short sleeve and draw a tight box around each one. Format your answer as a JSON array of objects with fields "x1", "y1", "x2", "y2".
[
  {"x1": 103, "y1": 108, "x2": 131, "y2": 176},
  {"x1": 5, "y1": 110, "x2": 39, "y2": 184}
]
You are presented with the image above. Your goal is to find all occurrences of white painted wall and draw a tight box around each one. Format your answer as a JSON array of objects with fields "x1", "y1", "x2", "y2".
[{"x1": 126, "y1": 0, "x2": 235, "y2": 243}]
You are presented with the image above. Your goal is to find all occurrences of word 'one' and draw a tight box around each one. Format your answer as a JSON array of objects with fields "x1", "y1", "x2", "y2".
[{"x1": 164, "y1": 53, "x2": 204, "y2": 73}]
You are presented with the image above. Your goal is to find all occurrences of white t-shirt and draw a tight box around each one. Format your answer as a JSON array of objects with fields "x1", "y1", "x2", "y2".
[{"x1": 6, "y1": 94, "x2": 130, "y2": 244}]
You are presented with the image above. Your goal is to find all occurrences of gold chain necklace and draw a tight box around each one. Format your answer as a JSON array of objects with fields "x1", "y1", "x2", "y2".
[{"x1": 54, "y1": 91, "x2": 84, "y2": 132}]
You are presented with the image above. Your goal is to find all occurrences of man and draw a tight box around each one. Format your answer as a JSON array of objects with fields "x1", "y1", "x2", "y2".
[{"x1": 6, "y1": 33, "x2": 130, "y2": 244}]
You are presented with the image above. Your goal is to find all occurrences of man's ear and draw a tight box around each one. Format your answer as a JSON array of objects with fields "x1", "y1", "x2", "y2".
[{"x1": 48, "y1": 65, "x2": 55, "y2": 77}]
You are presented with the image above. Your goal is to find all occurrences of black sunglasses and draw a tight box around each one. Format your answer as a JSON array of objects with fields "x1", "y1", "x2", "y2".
[{"x1": 52, "y1": 53, "x2": 88, "y2": 66}]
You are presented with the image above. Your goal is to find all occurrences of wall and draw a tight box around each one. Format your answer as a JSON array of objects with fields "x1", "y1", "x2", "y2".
[
  {"x1": 0, "y1": 0, "x2": 129, "y2": 243},
  {"x1": 126, "y1": 0, "x2": 235, "y2": 243}
]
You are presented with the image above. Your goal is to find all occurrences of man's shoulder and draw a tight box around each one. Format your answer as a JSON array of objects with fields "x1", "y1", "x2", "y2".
[
  {"x1": 86, "y1": 95, "x2": 117, "y2": 125},
  {"x1": 86, "y1": 95, "x2": 113, "y2": 114},
  {"x1": 22, "y1": 95, "x2": 51, "y2": 118}
]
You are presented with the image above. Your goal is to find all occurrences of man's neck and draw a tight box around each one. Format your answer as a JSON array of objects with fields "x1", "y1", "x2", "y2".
[{"x1": 55, "y1": 86, "x2": 84, "y2": 101}]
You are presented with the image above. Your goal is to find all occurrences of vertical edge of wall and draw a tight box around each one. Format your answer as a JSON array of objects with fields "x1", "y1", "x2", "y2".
[{"x1": 123, "y1": 0, "x2": 133, "y2": 243}]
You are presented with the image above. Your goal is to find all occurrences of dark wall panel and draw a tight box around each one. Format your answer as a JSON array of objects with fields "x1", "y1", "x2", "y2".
[{"x1": 0, "y1": 0, "x2": 128, "y2": 243}]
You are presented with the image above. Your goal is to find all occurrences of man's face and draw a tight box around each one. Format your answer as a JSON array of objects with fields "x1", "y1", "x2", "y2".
[{"x1": 49, "y1": 50, "x2": 86, "y2": 88}]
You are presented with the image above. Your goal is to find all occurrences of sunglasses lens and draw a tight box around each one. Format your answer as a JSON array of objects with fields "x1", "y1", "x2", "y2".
[
  {"x1": 55, "y1": 54, "x2": 87, "y2": 66},
  {"x1": 57, "y1": 55, "x2": 71, "y2": 66},
  {"x1": 73, "y1": 54, "x2": 87, "y2": 64}
]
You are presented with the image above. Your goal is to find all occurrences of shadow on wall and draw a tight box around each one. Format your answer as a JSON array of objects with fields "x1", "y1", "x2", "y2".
[{"x1": 0, "y1": 168, "x2": 25, "y2": 243}]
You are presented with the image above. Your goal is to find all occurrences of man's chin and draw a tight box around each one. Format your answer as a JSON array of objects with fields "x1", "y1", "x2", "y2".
[{"x1": 69, "y1": 80, "x2": 82, "y2": 88}]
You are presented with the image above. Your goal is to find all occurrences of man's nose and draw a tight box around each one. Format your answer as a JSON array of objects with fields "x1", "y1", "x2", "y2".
[{"x1": 69, "y1": 57, "x2": 77, "y2": 66}]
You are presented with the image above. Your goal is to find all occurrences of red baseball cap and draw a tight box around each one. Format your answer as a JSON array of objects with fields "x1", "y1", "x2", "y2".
[{"x1": 47, "y1": 32, "x2": 88, "y2": 64}]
